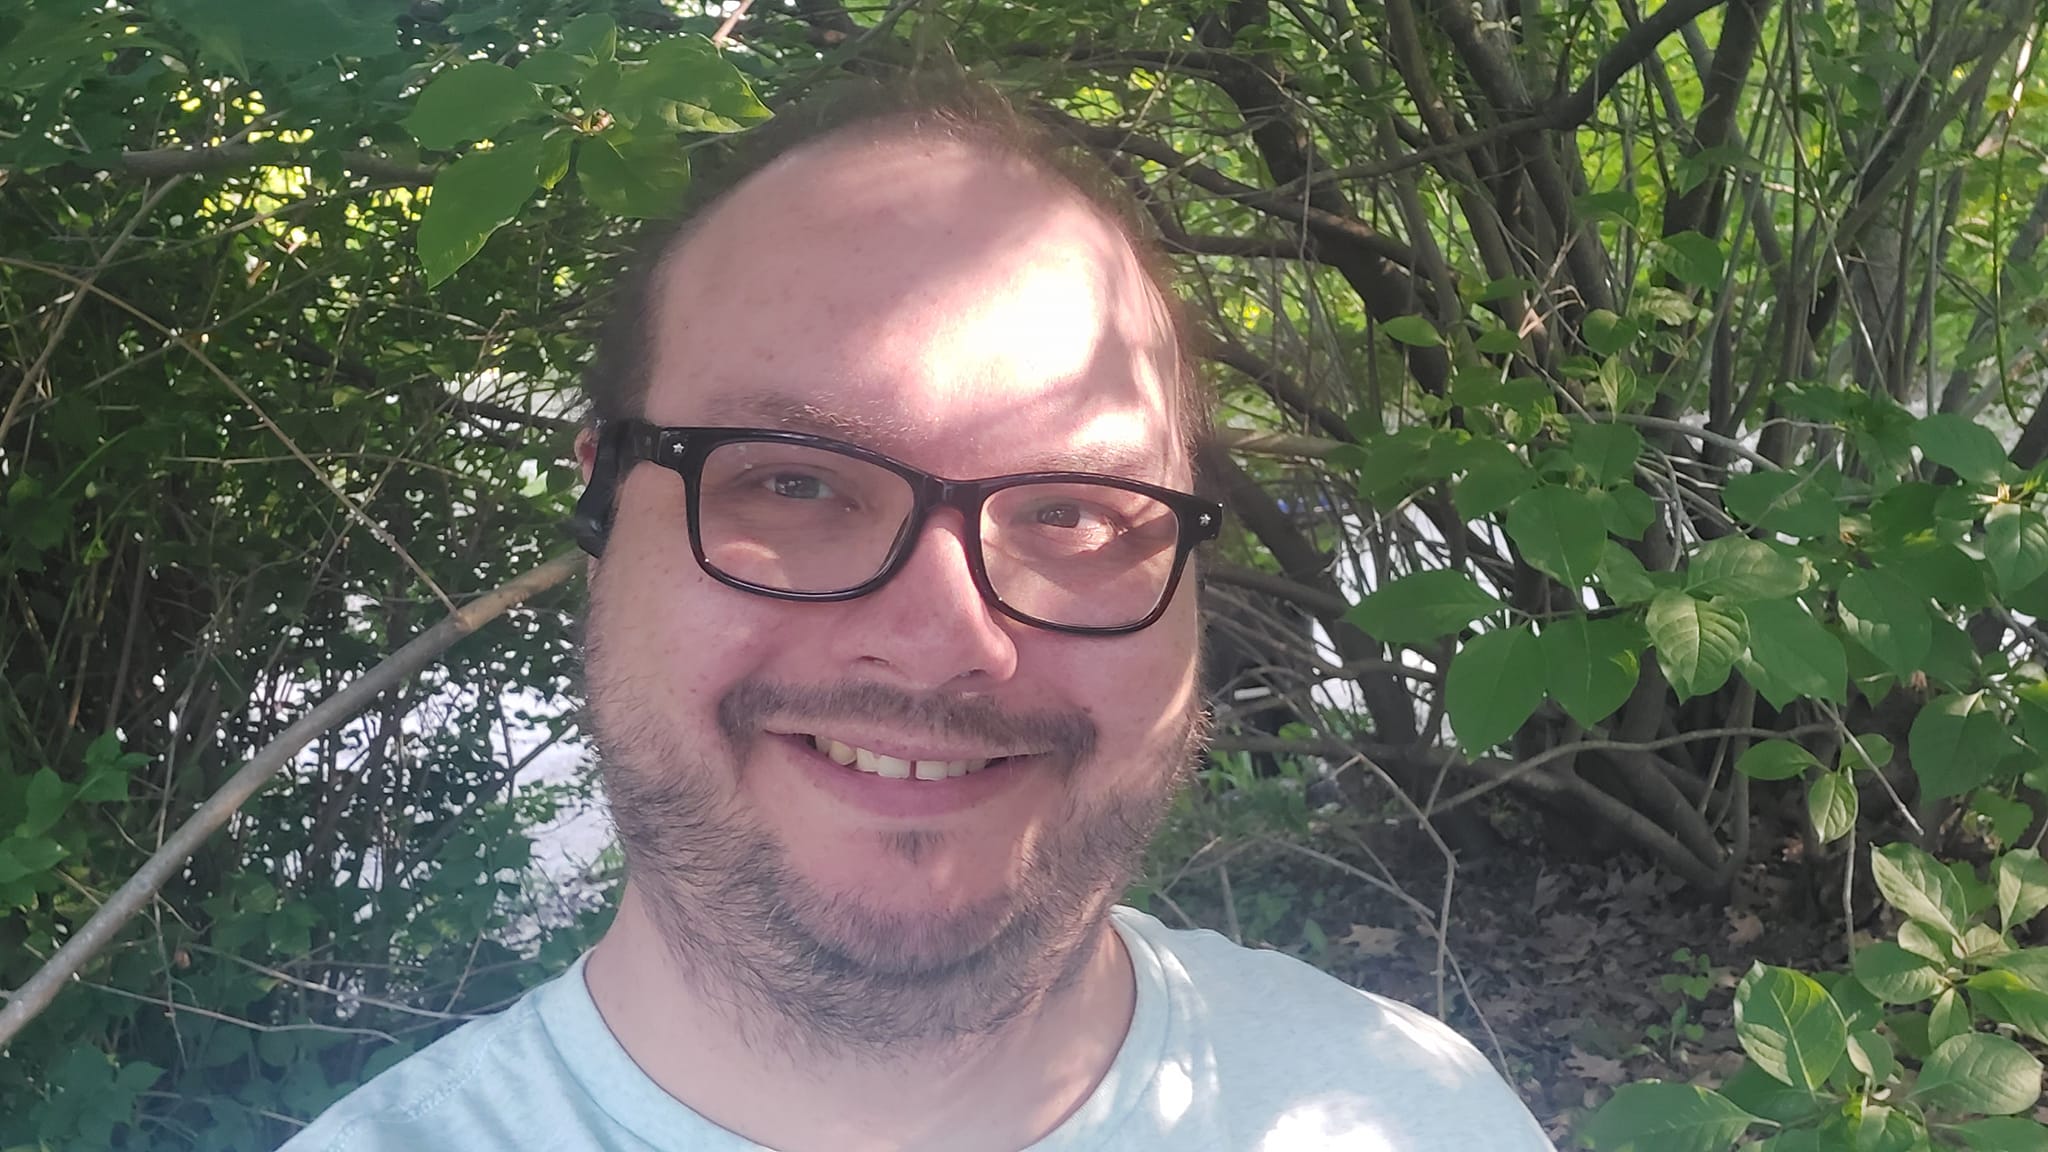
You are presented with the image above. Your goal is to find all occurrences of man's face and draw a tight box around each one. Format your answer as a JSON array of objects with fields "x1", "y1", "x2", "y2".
[{"x1": 583, "y1": 133, "x2": 1205, "y2": 1049}]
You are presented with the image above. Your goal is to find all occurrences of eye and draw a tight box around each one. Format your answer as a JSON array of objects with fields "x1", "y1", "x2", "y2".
[
  {"x1": 1036, "y1": 503, "x2": 1086, "y2": 529},
  {"x1": 1029, "y1": 500, "x2": 1121, "y2": 538},
  {"x1": 767, "y1": 472, "x2": 833, "y2": 500}
]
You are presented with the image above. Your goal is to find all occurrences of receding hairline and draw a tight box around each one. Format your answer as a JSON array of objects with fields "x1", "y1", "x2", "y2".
[
  {"x1": 656, "y1": 114, "x2": 1174, "y2": 331},
  {"x1": 645, "y1": 115, "x2": 1196, "y2": 459},
  {"x1": 580, "y1": 81, "x2": 1212, "y2": 464}
]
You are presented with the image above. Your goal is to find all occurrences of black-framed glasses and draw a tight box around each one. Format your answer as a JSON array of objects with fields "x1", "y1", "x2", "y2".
[{"x1": 570, "y1": 420, "x2": 1223, "y2": 635}]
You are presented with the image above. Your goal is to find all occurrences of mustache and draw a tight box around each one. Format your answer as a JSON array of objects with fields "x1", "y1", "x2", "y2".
[{"x1": 716, "y1": 678, "x2": 1098, "y2": 770}]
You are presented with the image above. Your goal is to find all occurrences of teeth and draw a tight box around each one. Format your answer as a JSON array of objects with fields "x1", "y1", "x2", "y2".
[
  {"x1": 856, "y1": 748, "x2": 913, "y2": 779},
  {"x1": 809, "y1": 735, "x2": 993, "y2": 781}
]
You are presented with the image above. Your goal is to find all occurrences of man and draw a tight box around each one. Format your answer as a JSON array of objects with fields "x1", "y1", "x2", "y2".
[{"x1": 286, "y1": 80, "x2": 1555, "y2": 1152}]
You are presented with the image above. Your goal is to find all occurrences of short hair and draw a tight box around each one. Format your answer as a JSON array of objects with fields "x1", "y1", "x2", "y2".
[{"x1": 577, "y1": 73, "x2": 1212, "y2": 461}]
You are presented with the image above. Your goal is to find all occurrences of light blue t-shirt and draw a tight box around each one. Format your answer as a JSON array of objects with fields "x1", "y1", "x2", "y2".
[{"x1": 284, "y1": 907, "x2": 1555, "y2": 1151}]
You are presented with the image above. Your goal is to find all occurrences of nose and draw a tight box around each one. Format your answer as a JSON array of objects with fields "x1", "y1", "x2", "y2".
[{"x1": 830, "y1": 508, "x2": 1020, "y2": 689}]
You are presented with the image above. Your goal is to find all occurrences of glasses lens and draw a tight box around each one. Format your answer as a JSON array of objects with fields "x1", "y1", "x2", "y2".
[
  {"x1": 696, "y1": 440, "x2": 915, "y2": 594},
  {"x1": 981, "y1": 481, "x2": 1183, "y2": 629}
]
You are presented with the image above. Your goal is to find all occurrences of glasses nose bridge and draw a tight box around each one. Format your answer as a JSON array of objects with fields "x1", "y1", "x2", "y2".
[{"x1": 921, "y1": 474, "x2": 989, "y2": 527}]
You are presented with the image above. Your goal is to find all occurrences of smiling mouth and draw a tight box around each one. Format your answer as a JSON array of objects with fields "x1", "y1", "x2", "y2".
[{"x1": 797, "y1": 733, "x2": 1023, "y2": 781}]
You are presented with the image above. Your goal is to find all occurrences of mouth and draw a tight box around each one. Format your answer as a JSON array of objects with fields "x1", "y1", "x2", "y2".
[{"x1": 792, "y1": 732, "x2": 1027, "y2": 781}]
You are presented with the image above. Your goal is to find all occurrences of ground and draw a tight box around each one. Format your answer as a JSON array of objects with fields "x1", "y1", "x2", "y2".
[{"x1": 1141, "y1": 806, "x2": 1844, "y2": 1145}]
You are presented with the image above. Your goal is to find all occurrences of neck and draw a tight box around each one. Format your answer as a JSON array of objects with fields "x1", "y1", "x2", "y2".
[{"x1": 583, "y1": 882, "x2": 1137, "y2": 1152}]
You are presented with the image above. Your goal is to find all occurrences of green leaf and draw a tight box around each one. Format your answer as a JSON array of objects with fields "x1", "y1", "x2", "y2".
[
  {"x1": 1661, "y1": 230, "x2": 1727, "y2": 288},
  {"x1": 1737, "y1": 740, "x2": 1820, "y2": 781},
  {"x1": 1916, "y1": 1032, "x2": 2043, "y2": 1115},
  {"x1": 1572, "y1": 422, "x2": 1644, "y2": 486},
  {"x1": 1685, "y1": 538, "x2": 1808, "y2": 601},
  {"x1": 1913, "y1": 412, "x2": 2007, "y2": 483},
  {"x1": 17, "y1": 768, "x2": 71, "y2": 838},
  {"x1": 1838, "y1": 568, "x2": 1933, "y2": 676},
  {"x1": 1723, "y1": 471, "x2": 1839, "y2": 538},
  {"x1": 1505, "y1": 487, "x2": 1607, "y2": 586},
  {"x1": 1807, "y1": 772, "x2": 1857, "y2": 843},
  {"x1": 1985, "y1": 949, "x2": 2048, "y2": 992},
  {"x1": 1590, "y1": 485, "x2": 1656, "y2": 540},
  {"x1": 1999, "y1": 849, "x2": 2048, "y2": 931},
  {"x1": 1473, "y1": 328, "x2": 1520, "y2": 355},
  {"x1": 1452, "y1": 454, "x2": 1536, "y2": 520},
  {"x1": 557, "y1": 11, "x2": 618, "y2": 61},
  {"x1": 1954, "y1": 1118, "x2": 2048, "y2": 1151},
  {"x1": 156, "y1": 0, "x2": 403, "y2": 74},
  {"x1": 1380, "y1": 314, "x2": 1441, "y2": 347},
  {"x1": 1909, "y1": 692, "x2": 2015, "y2": 801},
  {"x1": 1539, "y1": 613, "x2": 1641, "y2": 727},
  {"x1": 1736, "y1": 599, "x2": 1847, "y2": 708},
  {"x1": 1845, "y1": 1029, "x2": 1896, "y2": 1085},
  {"x1": 1852, "y1": 941, "x2": 1947, "y2": 1004},
  {"x1": 1871, "y1": 842, "x2": 1969, "y2": 943},
  {"x1": 1987, "y1": 507, "x2": 2048, "y2": 594},
  {"x1": 1840, "y1": 734, "x2": 1894, "y2": 773},
  {"x1": 1974, "y1": 789, "x2": 2036, "y2": 848},
  {"x1": 1579, "y1": 1082, "x2": 1761, "y2": 1152},
  {"x1": 1969, "y1": 969, "x2": 2048, "y2": 1044},
  {"x1": 83, "y1": 730, "x2": 121, "y2": 772},
  {"x1": 1446, "y1": 625, "x2": 1545, "y2": 753},
  {"x1": 1581, "y1": 309, "x2": 1637, "y2": 356},
  {"x1": 1881, "y1": 537, "x2": 1990, "y2": 611},
  {"x1": 75, "y1": 761, "x2": 130, "y2": 804},
  {"x1": 1345, "y1": 570, "x2": 1502, "y2": 645},
  {"x1": 1734, "y1": 963, "x2": 1848, "y2": 1090},
  {"x1": 630, "y1": 35, "x2": 770, "y2": 132},
  {"x1": 603, "y1": 35, "x2": 770, "y2": 133},
  {"x1": 576, "y1": 131, "x2": 693, "y2": 219},
  {"x1": 1472, "y1": 275, "x2": 1536, "y2": 302},
  {"x1": 1595, "y1": 542, "x2": 1658, "y2": 604},
  {"x1": 1929, "y1": 986, "x2": 1970, "y2": 1049},
  {"x1": 1646, "y1": 590, "x2": 1748, "y2": 700},
  {"x1": 518, "y1": 49, "x2": 589, "y2": 88},
  {"x1": 404, "y1": 63, "x2": 545, "y2": 150},
  {"x1": 0, "y1": 836, "x2": 62, "y2": 883},
  {"x1": 537, "y1": 131, "x2": 573, "y2": 191},
  {"x1": 416, "y1": 135, "x2": 545, "y2": 286},
  {"x1": 1720, "y1": 1060, "x2": 1828, "y2": 1124}
]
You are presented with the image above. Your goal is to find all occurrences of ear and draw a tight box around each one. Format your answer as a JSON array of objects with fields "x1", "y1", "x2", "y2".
[{"x1": 567, "y1": 422, "x2": 618, "y2": 558}]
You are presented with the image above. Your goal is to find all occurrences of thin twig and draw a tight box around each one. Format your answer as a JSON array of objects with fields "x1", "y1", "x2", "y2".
[
  {"x1": 0, "y1": 552, "x2": 582, "y2": 1048},
  {"x1": 0, "y1": 257, "x2": 459, "y2": 612},
  {"x1": 712, "y1": 0, "x2": 758, "y2": 44},
  {"x1": 0, "y1": 177, "x2": 184, "y2": 445}
]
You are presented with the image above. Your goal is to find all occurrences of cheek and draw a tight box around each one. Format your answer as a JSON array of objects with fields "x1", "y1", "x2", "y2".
[
  {"x1": 590, "y1": 482, "x2": 784, "y2": 720},
  {"x1": 1058, "y1": 607, "x2": 1203, "y2": 784}
]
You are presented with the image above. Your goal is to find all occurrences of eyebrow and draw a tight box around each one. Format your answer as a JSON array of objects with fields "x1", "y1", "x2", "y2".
[{"x1": 704, "y1": 389, "x2": 1168, "y2": 480}]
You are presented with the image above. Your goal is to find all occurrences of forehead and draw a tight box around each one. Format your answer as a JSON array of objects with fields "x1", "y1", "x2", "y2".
[{"x1": 643, "y1": 132, "x2": 1185, "y2": 483}]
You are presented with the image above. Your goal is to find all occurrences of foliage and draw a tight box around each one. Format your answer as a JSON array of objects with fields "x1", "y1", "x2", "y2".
[
  {"x1": 8, "y1": 0, "x2": 2048, "y2": 1145},
  {"x1": 1586, "y1": 843, "x2": 2048, "y2": 1149},
  {"x1": 0, "y1": 0, "x2": 770, "y2": 1145}
]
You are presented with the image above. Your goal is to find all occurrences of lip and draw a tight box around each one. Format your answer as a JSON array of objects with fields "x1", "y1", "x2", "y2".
[
  {"x1": 770, "y1": 732, "x2": 1035, "y2": 820},
  {"x1": 762, "y1": 726, "x2": 1026, "y2": 765}
]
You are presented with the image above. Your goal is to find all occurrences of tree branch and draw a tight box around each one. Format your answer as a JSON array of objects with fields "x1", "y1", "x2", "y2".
[
  {"x1": 6, "y1": 145, "x2": 435, "y2": 186},
  {"x1": 0, "y1": 552, "x2": 583, "y2": 1048}
]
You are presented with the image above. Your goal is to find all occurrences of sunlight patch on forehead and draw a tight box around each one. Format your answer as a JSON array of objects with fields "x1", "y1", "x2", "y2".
[{"x1": 1044, "y1": 410, "x2": 1176, "y2": 479}]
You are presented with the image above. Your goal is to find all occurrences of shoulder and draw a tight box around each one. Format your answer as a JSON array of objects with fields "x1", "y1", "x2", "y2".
[
  {"x1": 278, "y1": 975, "x2": 579, "y2": 1152},
  {"x1": 1112, "y1": 907, "x2": 1555, "y2": 1150}
]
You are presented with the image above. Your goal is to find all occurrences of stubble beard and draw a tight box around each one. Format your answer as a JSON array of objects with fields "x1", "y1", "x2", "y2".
[{"x1": 585, "y1": 638, "x2": 1205, "y2": 1059}]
